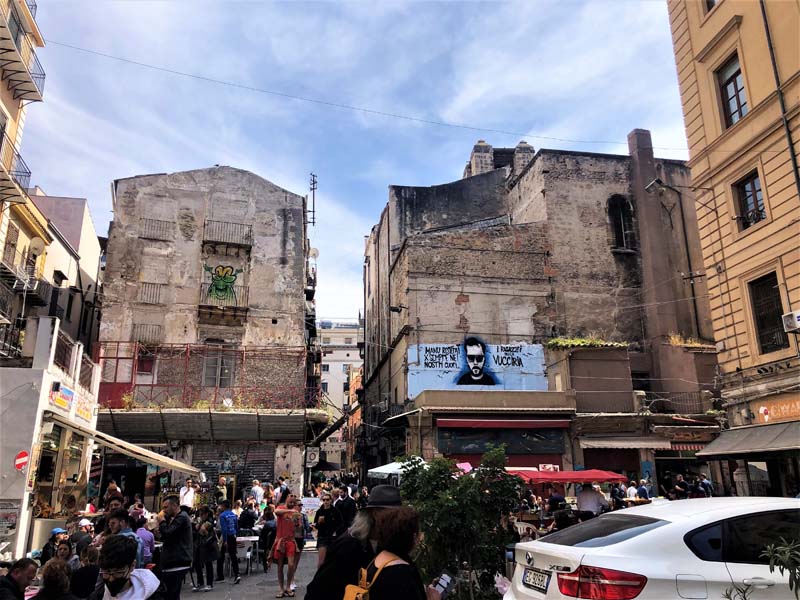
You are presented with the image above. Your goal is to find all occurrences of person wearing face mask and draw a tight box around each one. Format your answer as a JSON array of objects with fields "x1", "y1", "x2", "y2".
[{"x1": 87, "y1": 535, "x2": 165, "y2": 600}]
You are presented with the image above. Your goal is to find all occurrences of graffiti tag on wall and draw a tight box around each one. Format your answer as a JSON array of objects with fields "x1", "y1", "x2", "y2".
[{"x1": 407, "y1": 337, "x2": 546, "y2": 399}]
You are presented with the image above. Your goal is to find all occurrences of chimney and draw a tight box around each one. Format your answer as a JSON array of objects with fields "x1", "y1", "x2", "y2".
[{"x1": 513, "y1": 140, "x2": 535, "y2": 175}]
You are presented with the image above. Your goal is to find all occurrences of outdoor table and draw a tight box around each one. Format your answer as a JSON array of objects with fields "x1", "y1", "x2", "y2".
[{"x1": 236, "y1": 535, "x2": 260, "y2": 575}]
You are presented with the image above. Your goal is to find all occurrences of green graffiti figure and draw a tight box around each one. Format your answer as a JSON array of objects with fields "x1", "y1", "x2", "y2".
[{"x1": 204, "y1": 264, "x2": 243, "y2": 303}]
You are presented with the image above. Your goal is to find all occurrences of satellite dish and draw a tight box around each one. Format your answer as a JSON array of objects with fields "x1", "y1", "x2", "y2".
[{"x1": 309, "y1": 248, "x2": 319, "y2": 259}]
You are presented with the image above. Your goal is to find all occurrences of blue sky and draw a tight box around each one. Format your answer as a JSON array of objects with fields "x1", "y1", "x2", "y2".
[{"x1": 22, "y1": 0, "x2": 689, "y2": 320}]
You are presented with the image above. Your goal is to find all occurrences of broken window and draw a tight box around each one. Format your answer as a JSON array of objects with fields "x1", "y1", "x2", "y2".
[{"x1": 609, "y1": 195, "x2": 635, "y2": 250}]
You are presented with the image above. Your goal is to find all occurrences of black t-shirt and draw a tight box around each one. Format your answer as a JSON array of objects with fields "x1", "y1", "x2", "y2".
[
  {"x1": 366, "y1": 562, "x2": 426, "y2": 600},
  {"x1": 70, "y1": 565, "x2": 100, "y2": 599},
  {"x1": 313, "y1": 505, "x2": 342, "y2": 538},
  {"x1": 238, "y1": 509, "x2": 258, "y2": 530}
]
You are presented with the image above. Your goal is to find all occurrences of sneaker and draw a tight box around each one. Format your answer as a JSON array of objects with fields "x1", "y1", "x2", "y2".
[
  {"x1": 191, "y1": 586, "x2": 201, "y2": 592},
  {"x1": 233, "y1": 576, "x2": 241, "y2": 585},
  {"x1": 202, "y1": 585, "x2": 213, "y2": 592},
  {"x1": 290, "y1": 583, "x2": 297, "y2": 591}
]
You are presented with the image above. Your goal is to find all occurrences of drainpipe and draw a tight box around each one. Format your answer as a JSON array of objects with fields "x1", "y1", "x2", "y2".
[{"x1": 759, "y1": 0, "x2": 800, "y2": 199}]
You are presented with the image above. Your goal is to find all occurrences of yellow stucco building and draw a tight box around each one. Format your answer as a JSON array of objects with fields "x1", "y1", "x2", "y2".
[
  {"x1": 667, "y1": 0, "x2": 799, "y2": 495},
  {"x1": 0, "y1": 0, "x2": 50, "y2": 334}
]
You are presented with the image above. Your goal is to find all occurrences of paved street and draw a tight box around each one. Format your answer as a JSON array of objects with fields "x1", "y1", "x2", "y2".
[{"x1": 201, "y1": 546, "x2": 318, "y2": 599}]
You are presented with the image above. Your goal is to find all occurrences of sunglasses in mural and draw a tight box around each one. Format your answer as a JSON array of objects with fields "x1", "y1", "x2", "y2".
[{"x1": 204, "y1": 264, "x2": 243, "y2": 303}]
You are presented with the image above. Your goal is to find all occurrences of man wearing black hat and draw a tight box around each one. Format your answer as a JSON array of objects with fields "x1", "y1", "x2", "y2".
[{"x1": 305, "y1": 485, "x2": 401, "y2": 600}]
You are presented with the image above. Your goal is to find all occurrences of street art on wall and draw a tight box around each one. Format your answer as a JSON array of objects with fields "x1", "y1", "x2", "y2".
[
  {"x1": 406, "y1": 337, "x2": 547, "y2": 398},
  {"x1": 204, "y1": 264, "x2": 243, "y2": 303}
]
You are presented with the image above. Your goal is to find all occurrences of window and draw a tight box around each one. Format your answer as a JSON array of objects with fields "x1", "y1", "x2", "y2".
[
  {"x1": 685, "y1": 523, "x2": 723, "y2": 562},
  {"x1": 705, "y1": 0, "x2": 717, "y2": 12},
  {"x1": 344, "y1": 337, "x2": 353, "y2": 345},
  {"x1": 321, "y1": 382, "x2": 328, "y2": 394},
  {"x1": 321, "y1": 364, "x2": 329, "y2": 372},
  {"x1": 543, "y1": 514, "x2": 668, "y2": 548},
  {"x1": 136, "y1": 347, "x2": 155, "y2": 375},
  {"x1": 342, "y1": 364, "x2": 350, "y2": 373},
  {"x1": 718, "y1": 54, "x2": 747, "y2": 127},
  {"x1": 322, "y1": 337, "x2": 331, "y2": 344},
  {"x1": 343, "y1": 382, "x2": 349, "y2": 393},
  {"x1": 724, "y1": 510, "x2": 800, "y2": 564},
  {"x1": 65, "y1": 294, "x2": 75, "y2": 322},
  {"x1": 204, "y1": 348, "x2": 235, "y2": 387},
  {"x1": 608, "y1": 196, "x2": 635, "y2": 250},
  {"x1": 734, "y1": 171, "x2": 765, "y2": 229},
  {"x1": 748, "y1": 272, "x2": 789, "y2": 354}
]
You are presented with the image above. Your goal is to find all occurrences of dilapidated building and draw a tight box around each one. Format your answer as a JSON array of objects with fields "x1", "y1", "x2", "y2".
[
  {"x1": 360, "y1": 130, "x2": 724, "y2": 495},
  {"x1": 97, "y1": 166, "x2": 322, "y2": 502}
]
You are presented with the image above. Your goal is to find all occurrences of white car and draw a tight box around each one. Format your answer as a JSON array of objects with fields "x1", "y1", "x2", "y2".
[{"x1": 504, "y1": 497, "x2": 800, "y2": 599}]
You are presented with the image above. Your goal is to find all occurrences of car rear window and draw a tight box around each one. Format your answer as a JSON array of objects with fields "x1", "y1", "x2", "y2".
[{"x1": 542, "y1": 514, "x2": 668, "y2": 547}]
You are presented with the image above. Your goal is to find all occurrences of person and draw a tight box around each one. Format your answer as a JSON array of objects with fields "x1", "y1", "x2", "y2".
[
  {"x1": 251, "y1": 480, "x2": 265, "y2": 506},
  {"x1": 86, "y1": 498, "x2": 97, "y2": 514},
  {"x1": 456, "y1": 337, "x2": 496, "y2": 385},
  {"x1": 41, "y1": 528, "x2": 69, "y2": 564},
  {"x1": 87, "y1": 535, "x2": 165, "y2": 600},
  {"x1": 361, "y1": 505, "x2": 441, "y2": 600},
  {"x1": 546, "y1": 486, "x2": 565, "y2": 513},
  {"x1": 214, "y1": 476, "x2": 227, "y2": 504},
  {"x1": 232, "y1": 499, "x2": 243, "y2": 518},
  {"x1": 103, "y1": 481, "x2": 121, "y2": 506},
  {"x1": 263, "y1": 483, "x2": 275, "y2": 507},
  {"x1": 336, "y1": 484, "x2": 357, "y2": 533},
  {"x1": 29, "y1": 559, "x2": 78, "y2": 600},
  {"x1": 626, "y1": 480, "x2": 638, "y2": 501},
  {"x1": 276, "y1": 477, "x2": 288, "y2": 500},
  {"x1": 178, "y1": 478, "x2": 195, "y2": 513},
  {"x1": 272, "y1": 493, "x2": 302, "y2": 597},
  {"x1": 70, "y1": 548, "x2": 100, "y2": 599},
  {"x1": 258, "y1": 505, "x2": 277, "y2": 571},
  {"x1": 157, "y1": 495, "x2": 193, "y2": 600},
  {"x1": 70, "y1": 520, "x2": 94, "y2": 558},
  {"x1": 636, "y1": 479, "x2": 650, "y2": 500},
  {"x1": 0, "y1": 558, "x2": 38, "y2": 600},
  {"x1": 106, "y1": 510, "x2": 143, "y2": 568},
  {"x1": 699, "y1": 473, "x2": 714, "y2": 497},
  {"x1": 313, "y1": 492, "x2": 342, "y2": 566},
  {"x1": 576, "y1": 483, "x2": 609, "y2": 518},
  {"x1": 355, "y1": 487, "x2": 368, "y2": 510},
  {"x1": 192, "y1": 507, "x2": 219, "y2": 593},
  {"x1": 609, "y1": 483, "x2": 624, "y2": 510},
  {"x1": 306, "y1": 485, "x2": 400, "y2": 600},
  {"x1": 238, "y1": 501, "x2": 258, "y2": 531},
  {"x1": 55, "y1": 541, "x2": 80, "y2": 574},
  {"x1": 94, "y1": 497, "x2": 124, "y2": 538},
  {"x1": 673, "y1": 474, "x2": 690, "y2": 500},
  {"x1": 286, "y1": 500, "x2": 312, "y2": 594},
  {"x1": 215, "y1": 500, "x2": 241, "y2": 585},
  {"x1": 135, "y1": 518, "x2": 155, "y2": 565}
]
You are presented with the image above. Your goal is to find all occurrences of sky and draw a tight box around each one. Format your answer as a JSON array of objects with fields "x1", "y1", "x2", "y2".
[{"x1": 21, "y1": 0, "x2": 689, "y2": 321}]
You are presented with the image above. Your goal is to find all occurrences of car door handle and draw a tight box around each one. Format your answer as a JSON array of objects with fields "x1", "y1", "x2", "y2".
[{"x1": 742, "y1": 577, "x2": 775, "y2": 588}]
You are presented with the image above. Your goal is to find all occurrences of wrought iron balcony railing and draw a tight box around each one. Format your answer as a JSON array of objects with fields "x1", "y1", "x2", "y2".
[
  {"x1": 642, "y1": 391, "x2": 713, "y2": 414},
  {"x1": 139, "y1": 218, "x2": 174, "y2": 241},
  {"x1": 203, "y1": 220, "x2": 253, "y2": 247},
  {"x1": 53, "y1": 330, "x2": 73, "y2": 372},
  {"x1": 137, "y1": 282, "x2": 165, "y2": 304},
  {"x1": 26, "y1": 0, "x2": 37, "y2": 19},
  {"x1": 0, "y1": 129, "x2": 31, "y2": 190},
  {"x1": 0, "y1": 281, "x2": 12, "y2": 322},
  {"x1": 199, "y1": 282, "x2": 249, "y2": 308},
  {"x1": 79, "y1": 353, "x2": 95, "y2": 390},
  {"x1": 0, "y1": 322, "x2": 21, "y2": 357},
  {"x1": 132, "y1": 323, "x2": 164, "y2": 345},
  {"x1": 0, "y1": 1, "x2": 45, "y2": 99}
]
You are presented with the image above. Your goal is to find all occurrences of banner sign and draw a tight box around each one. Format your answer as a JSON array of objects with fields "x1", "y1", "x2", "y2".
[
  {"x1": 49, "y1": 384, "x2": 75, "y2": 413},
  {"x1": 407, "y1": 338, "x2": 547, "y2": 398},
  {"x1": 75, "y1": 393, "x2": 94, "y2": 423}
]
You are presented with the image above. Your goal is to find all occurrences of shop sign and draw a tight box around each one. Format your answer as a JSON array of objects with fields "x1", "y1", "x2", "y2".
[
  {"x1": 0, "y1": 500, "x2": 20, "y2": 538},
  {"x1": 752, "y1": 396, "x2": 800, "y2": 425},
  {"x1": 49, "y1": 384, "x2": 75, "y2": 413},
  {"x1": 321, "y1": 441, "x2": 346, "y2": 452},
  {"x1": 75, "y1": 393, "x2": 94, "y2": 423},
  {"x1": 539, "y1": 464, "x2": 560, "y2": 472}
]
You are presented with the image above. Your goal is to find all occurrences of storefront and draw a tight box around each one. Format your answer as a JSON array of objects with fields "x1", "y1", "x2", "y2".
[{"x1": 697, "y1": 420, "x2": 800, "y2": 497}]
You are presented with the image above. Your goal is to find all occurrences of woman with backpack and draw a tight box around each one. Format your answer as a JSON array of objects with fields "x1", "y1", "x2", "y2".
[{"x1": 192, "y1": 506, "x2": 220, "y2": 592}]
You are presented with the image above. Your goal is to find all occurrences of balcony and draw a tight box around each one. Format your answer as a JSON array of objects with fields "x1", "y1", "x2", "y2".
[
  {"x1": 139, "y1": 218, "x2": 174, "y2": 241},
  {"x1": 641, "y1": 391, "x2": 714, "y2": 415},
  {"x1": 0, "y1": 244, "x2": 50, "y2": 305},
  {"x1": 0, "y1": 281, "x2": 12, "y2": 324},
  {"x1": 0, "y1": 129, "x2": 31, "y2": 204},
  {"x1": 202, "y1": 220, "x2": 253, "y2": 251},
  {"x1": 0, "y1": 322, "x2": 21, "y2": 357},
  {"x1": 132, "y1": 323, "x2": 164, "y2": 345},
  {"x1": 0, "y1": 1, "x2": 44, "y2": 101},
  {"x1": 25, "y1": 1, "x2": 36, "y2": 20},
  {"x1": 197, "y1": 280, "x2": 249, "y2": 325}
]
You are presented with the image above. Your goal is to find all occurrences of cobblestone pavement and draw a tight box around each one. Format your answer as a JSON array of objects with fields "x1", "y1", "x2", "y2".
[{"x1": 195, "y1": 546, "x2": 319, "y2": 600}]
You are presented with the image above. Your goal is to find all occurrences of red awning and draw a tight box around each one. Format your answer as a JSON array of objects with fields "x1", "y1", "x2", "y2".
[
  {"x1": 506, "y1": 468, "x2": 628, "y2": 484},
  {"x1": 436, "y1": 418, "x2": 571, "y2": 429}
]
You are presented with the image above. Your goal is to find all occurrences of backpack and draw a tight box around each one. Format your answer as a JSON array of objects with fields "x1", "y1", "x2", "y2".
[{"x1": 343, "y1": 552, "x2": 401, "y2": 600}]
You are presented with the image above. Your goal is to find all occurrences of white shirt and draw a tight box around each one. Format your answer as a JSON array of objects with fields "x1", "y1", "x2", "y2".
[
  {"x1": 576, "y1": 489, "x2": 609, "y2": 515},
  {"x1": 626, "y1": 486, "x2": 638, "y2": 499},
  {"x1": 179, "y1": 486, "x2": 195, "y2": 508},
  {"x1": 252, "y1": 485, "x2": 264, "y2": 505}
]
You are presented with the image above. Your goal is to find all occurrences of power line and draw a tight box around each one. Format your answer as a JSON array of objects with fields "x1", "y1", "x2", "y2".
[{"x1": 46, "y1": 38, "x2": 692, "y2": 151}]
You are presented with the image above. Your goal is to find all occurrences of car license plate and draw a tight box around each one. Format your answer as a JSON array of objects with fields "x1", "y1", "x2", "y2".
[{"x1": 522, "y1": 567, "x2": 550, "y2": 593}]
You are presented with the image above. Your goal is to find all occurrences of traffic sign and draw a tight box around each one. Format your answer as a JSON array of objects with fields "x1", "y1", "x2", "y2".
[
  {"x1": 14, "y1": 451, "x2": 29, "y2": 472},
  {"x1": 305, "y1": 447, "x2": 320, "y2": 468},
  {"x1": 321, "y1": 441, "x2": 346, "y2": 452}
]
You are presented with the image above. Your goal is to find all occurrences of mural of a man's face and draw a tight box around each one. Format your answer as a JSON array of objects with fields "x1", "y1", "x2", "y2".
[{"x1": 465, "y1": 343, "x2": 485, "y2": 379}]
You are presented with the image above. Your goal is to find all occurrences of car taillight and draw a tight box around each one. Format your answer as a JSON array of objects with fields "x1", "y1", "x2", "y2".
[{"x1": 557, "y1": 565, "x2": 647, "y2": 599}]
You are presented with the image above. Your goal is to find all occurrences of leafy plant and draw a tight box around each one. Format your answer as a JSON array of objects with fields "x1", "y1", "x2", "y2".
[
  {"x1": 546, "y1": 336, "x2": 628, "y2": 350},
  {"x1": 763, "y1": 537, "x2": 800, "y2": 599},
  {"x1": 667, "y1": 332, "x2": 716, "y2": 348},
  {"x1": 401, "y1": 447, "x2": 522, "y2": 600},
  {"x1": 723, "y1": 583, "x2": 753, "y2": 600}
]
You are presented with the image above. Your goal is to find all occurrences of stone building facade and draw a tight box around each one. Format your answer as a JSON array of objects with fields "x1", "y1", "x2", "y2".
[
  {"x1": 668, "y1": 0, "x2": 800, "y2": 497},
  {"x1": 97, "y1": 166, "x2": 322, "y2": 502},
  {"x1": 361, "y1": 130, "x2": 723, "y2": 495}
]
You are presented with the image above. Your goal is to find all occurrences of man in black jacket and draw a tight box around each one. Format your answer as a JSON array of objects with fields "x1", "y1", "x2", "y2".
[
  {"x1": 335, "y1": 484, "x2": 357, "y2": 534},
  {"x1": 0, "y1": 558, "x2": 37, "y2": 600},
  {"x1": 158, "y1": 495, "x2": 193, "y2": 600}
]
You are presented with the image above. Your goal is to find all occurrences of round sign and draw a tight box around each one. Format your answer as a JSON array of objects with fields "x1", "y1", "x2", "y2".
[{"x1": 14, "y1": 451, "x2": 29, "y2": 471}]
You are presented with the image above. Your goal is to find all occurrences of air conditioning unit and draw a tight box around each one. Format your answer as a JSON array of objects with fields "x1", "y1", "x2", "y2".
[{"x1": 782, "y1": 311, "x2": 800, "y2": 333}]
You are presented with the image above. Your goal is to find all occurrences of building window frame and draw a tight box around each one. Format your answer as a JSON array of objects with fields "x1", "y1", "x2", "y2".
[
  {"x1": 739, "y1": 264, "x2": 794, "y2": 363},
  {"x1": 726, "y1": 161, "x2": 772, "y2": 241},
  {"x1": 203, "y1": 344, "x2": 235, "y2": 388},
  {"x1": 608, "y1": 195, "x2": 636, "y2": 252},
  {"x1": 733, "y1": 170, "x2": 766, "y2": 231},
  {"x1": 717, "y1": 53, "x2": 748, "y2": 129},
  {"x1": 321, "y1": 363, "x2": 329, "y2": 372}
]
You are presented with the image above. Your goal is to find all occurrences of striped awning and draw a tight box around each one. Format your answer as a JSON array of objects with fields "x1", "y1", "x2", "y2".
[{"x1": 671, "y1": 442, "x2": 706, "y2": 451}]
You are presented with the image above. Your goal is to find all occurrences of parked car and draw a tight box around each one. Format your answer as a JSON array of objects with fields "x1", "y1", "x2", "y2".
[{"x1": 504, "y1": 497, "x2": 800, "y2": 599}]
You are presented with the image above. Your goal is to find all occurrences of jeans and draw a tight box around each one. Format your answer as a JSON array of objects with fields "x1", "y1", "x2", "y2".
[
  {"x1": 195, "y1": 560, "x2": 213, "y2": 587},
  {"x1": 216, "y1": 538, "x2": 239, "y2": 579}
]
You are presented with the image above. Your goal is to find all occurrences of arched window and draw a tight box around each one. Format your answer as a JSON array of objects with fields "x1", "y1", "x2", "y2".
[{"x1": 609, "y1": 195, "x2": 635, "y2": 251}]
